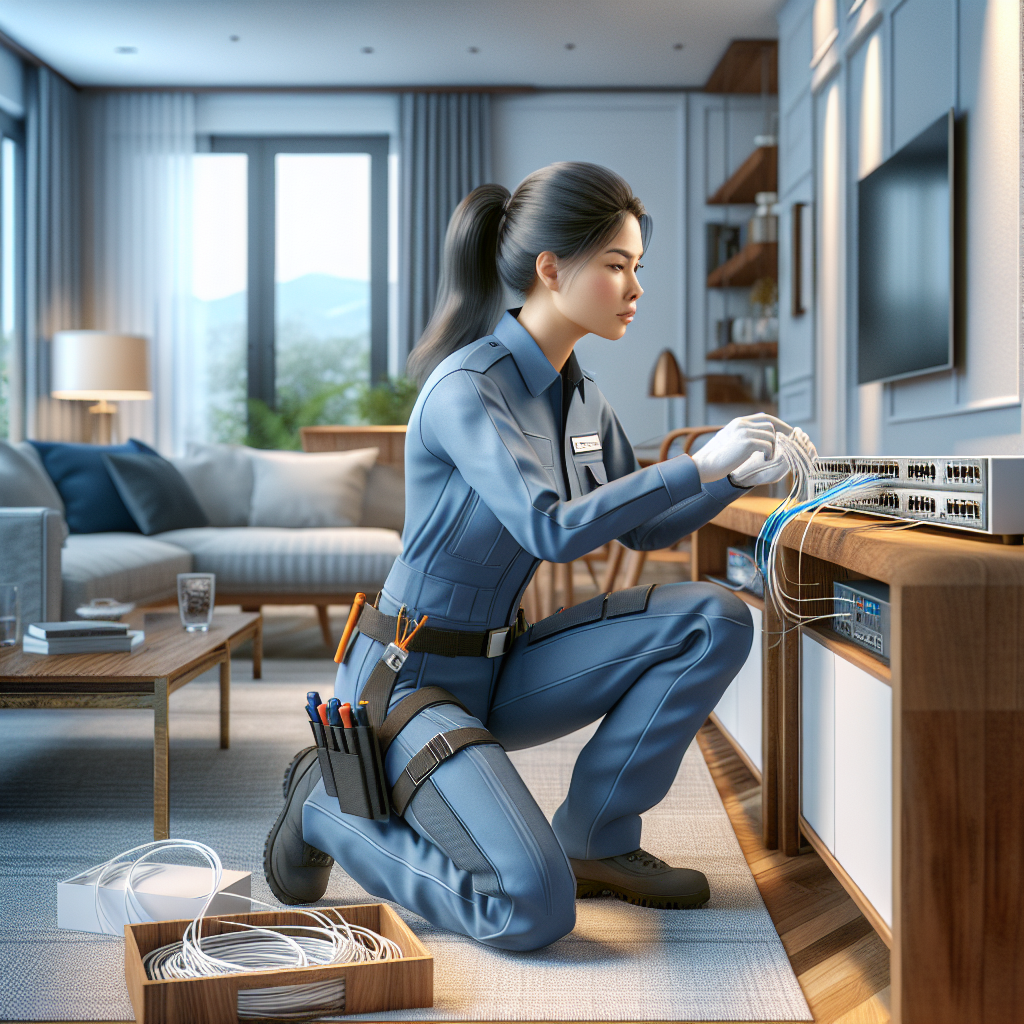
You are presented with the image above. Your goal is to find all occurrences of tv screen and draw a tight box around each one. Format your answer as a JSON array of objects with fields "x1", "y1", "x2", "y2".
[{"x1": 857, "y1": 109, "x2": 953, "y2": 385}]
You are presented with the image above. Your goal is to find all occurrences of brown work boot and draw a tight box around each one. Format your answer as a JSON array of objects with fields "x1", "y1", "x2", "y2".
[{"x1": 569, "y1": 848, "x2": 710, "y2": 909}]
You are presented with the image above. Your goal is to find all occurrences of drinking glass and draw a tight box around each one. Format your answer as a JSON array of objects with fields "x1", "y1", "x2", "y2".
[
  {"x1": 0, "y1": 584, "x2": 20, "y2": 646},
  {"x1": 177, "y1": 573, "x2": 215, "y2": 632}
]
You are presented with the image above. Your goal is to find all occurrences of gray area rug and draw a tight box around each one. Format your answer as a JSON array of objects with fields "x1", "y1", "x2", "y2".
[{"x1": 0, "y1": 658, "x2": 810, "y2": 1022}]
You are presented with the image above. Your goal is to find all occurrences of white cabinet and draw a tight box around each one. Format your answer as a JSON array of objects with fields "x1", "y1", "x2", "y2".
[
  {"x1": 799, "y1": 629, "x2": 892, "y2": 928},
  {"x1": 713, "y1": 603, "x2": 763, "y2": 774},
  {"x1": 800, "y1": 631, "x2": 835, "y2": 850}
]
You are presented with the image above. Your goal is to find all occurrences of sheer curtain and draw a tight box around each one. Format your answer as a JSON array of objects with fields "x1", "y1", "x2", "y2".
[
  {"x1": 398, "y1": 92, "x2": 491, "y2": 368},
  {"x1": 25, "y1": 67, "x2": 85, "y2": 442},
  {"x1": 82, "y1": 91, "x2": 194, "y2": 452}
]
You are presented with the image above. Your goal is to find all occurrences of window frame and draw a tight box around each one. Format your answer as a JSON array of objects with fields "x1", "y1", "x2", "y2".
[
  {"x1": 209, "y1": 135, "x2": 389, "y2": 410},
  {"x1": 0, "y1": 108, "x2": 25, "y2": 441}
]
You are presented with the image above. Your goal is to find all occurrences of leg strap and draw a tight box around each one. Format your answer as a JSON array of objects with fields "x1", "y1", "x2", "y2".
[
  {"x1": 377, "y1": 685, "x2": 471, "y2": 758},
  {"x1": 391, "y1": 727, "x2": 498, "y2": 816}
]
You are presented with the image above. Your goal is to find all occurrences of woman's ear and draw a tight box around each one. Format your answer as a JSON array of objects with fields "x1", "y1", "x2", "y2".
[{"x1": 534, "y1": 250, "x2": 560, "y2": 293}]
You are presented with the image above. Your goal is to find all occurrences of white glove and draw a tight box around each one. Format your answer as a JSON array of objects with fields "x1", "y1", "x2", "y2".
[
  {"x1": 688, "y1": 414, "x2": 777, "y2": 484},
  {"x1": 728, "y1": 420, "x2": 818, "y2": 487}
]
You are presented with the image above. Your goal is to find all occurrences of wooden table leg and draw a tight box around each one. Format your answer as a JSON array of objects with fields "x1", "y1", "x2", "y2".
[
  {"x1": 252, "y1": 615, "x2": 263, "y2": 680},
  {"x1": 600, "y1": 541, "x2": 626, "y2": 592},
  {"x1": 316, "y1": 604, "x2": 332, "y2": 648},
  {"x1": 153, "y1": 680, "x2": 169, "y2": 841},
  {"x1": 219, "y1": 652, "x2": 230, "y2": 750}
]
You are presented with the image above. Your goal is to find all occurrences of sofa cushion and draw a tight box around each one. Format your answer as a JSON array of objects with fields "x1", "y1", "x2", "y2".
[
  {"x1": 61, "y1": 533, "x2": 193, "y2": 619},
  {"x1": 247, "y1": 447, "x2": 378, "y2": 529},
  {"x1": 360, "y1": 463, "x2": 405, "y2": 532},
  {"x1": 30, "y1": 438, "x2": 158, "y2": 534},
  {"x1": 104, "y1": 452, "x2": 209, "y2": 535},
  {"x1": 171, "y1": 444, "x2": 254, "y2": 527},
  {"x1": 156, "y1": 527, "x2": 402, "y2": 594},
  {"x1": 0, "y1": 441, "x2": 66, "y2": 513}
]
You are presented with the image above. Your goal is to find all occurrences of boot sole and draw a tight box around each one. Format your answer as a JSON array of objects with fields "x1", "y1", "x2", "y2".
[
  {"x1": 264, "y1": 748, "x2": 331, "y2": 906},
  {"x1": 575, "y1": 879, "x2": 711, "y2": 909}
]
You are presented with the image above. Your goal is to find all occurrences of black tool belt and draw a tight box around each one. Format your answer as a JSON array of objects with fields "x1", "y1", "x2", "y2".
[
  {"x1": 355, "y1": 603, "x2": 528, "y2": 660},
  {"x1": 316, "y1": 601, "x2": 523, "y2": 821}
]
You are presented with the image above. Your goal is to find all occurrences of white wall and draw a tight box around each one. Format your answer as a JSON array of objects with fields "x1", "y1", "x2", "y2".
[
  {"x1": 491, "y1": 92, "x2": 687, "y2": 446},
  {"x1": 777, "y1": 0, "x2": 1022, "y2": 456}
]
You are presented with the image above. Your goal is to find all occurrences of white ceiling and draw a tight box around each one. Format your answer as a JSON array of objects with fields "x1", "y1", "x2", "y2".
[{"x1": 0, "y1": 0, "x2": 783, "y2": 90}]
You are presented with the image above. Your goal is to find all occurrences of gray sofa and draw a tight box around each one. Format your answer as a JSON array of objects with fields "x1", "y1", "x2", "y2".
[{"x1": 0, "y1": 440, "x2": 404, "y2": 645}]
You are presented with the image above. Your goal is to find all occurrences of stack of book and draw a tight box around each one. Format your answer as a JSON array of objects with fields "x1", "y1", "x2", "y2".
[{"x1": 23, "y1": 621, "x2": 145, "y2": 655}]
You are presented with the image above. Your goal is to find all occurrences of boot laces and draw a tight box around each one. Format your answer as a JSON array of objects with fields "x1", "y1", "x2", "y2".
[{"x1": 625, "y1": 850, "x2": 668, "y2": 871}]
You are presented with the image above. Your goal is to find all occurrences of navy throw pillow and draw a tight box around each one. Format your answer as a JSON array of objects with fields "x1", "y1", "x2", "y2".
[
  {"x1": 29, "y1": 438, "x2": 159, "y2": 534},
  {"x1": 103, "y1": 451, "x2": 210, "y2": 535}
]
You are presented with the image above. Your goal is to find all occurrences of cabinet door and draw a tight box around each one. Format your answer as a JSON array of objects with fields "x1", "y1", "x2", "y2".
[
  {"x1": 714, "y1": 675, "x2": 740, "y2": 740},
  {"x1": 801, "y1": 632, "x2": 836, "y2": 852},
  {"x1": 734, "y1": 605, "x2": 763, "y2": 772},
  {"x1": 834, "y1": 658, "x2": 893, "y2": 926}
]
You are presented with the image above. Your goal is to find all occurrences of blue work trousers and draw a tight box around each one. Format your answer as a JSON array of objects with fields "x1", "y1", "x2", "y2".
[{"x1": 302, "y1": 582, "x2": 752, "y2": 951}]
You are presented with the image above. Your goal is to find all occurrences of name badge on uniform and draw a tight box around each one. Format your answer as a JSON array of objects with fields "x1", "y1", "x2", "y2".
[{"x1": 571, "y1": 433, "x2": 602, "y2": 454}]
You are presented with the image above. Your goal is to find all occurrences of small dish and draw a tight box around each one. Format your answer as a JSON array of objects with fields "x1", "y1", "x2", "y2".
[{"x1": 76, "y1": 598, "x2": 136, "y2": 621}]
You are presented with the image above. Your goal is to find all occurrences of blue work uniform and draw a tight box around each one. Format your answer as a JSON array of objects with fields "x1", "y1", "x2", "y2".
[{"x1": 303, "y1": 310, "x2": 754, "y2": 951}]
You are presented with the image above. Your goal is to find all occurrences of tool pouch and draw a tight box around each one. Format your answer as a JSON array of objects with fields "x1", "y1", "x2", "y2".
[{"x1": 308, "y1": 718, "x2": 390, "y2": 821}]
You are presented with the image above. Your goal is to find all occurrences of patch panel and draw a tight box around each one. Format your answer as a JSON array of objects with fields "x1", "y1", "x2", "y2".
[
  {"x1": 833, "y1": 579, "x2": 890, "y2": 661},
  {"x1": 808, "y1": 457, "x2": 1024, "y2": 537}
]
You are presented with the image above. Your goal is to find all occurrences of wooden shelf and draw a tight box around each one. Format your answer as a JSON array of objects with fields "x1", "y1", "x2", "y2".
[
  {"x1": 801, "y1": 622, "x2": 892, "y2": 686},
  {"x1": 704, "y1": 39, "x2": 778, "y2": 94},
  {"x1": 706, "y1": 341, "x2": 778, "y2": 361},
  {"x1": 705, "y1": 373, "x2": 754, "y2": 404},
  {"x1": 707, "y1": 241, "x2": 777, "y2": 288},
  {"x1": 708, "y1": 146, "x2": 778, "y2": 205}
]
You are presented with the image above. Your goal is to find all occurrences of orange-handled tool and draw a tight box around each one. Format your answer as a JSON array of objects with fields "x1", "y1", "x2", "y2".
[
  {"x1": 335, "y1": 593, "x2": 366, "y2": 663},
  {"x1": 339, "y1": 702, "x2": 354, "y2": 729},
  {"x1": 317, "y1": 703, "x2": 329, "y2": 728}
]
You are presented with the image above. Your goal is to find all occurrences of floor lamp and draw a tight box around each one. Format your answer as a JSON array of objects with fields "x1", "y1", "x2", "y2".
[{"x1": 50, "y1": 331, "x2": 151, "y2": 445}]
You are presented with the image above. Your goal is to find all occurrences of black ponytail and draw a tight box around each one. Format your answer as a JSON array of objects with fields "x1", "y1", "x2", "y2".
[
  {"x1": 406, "y1": 183, "x2": 509, "y2": 385},
  {"x1": 407, "y1": 163, "x2": 651, "y2": 385}
]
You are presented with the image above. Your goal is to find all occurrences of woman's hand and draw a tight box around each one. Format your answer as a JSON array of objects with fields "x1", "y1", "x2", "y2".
[
  {"x1": 726, "y1": 421, "x2": 818, "y2": 488},
  {"x1": 688, "y1": 414, "x2": 778, "y2": 484}
]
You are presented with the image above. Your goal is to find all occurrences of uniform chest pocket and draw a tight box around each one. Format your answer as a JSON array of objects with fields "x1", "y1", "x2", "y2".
[
  {"x1": 586, "y1": 462, "x2": 608, "y2": 487},
  {"x1": 446, "y1": 493, "x2": 506, "y2": 563},
  {"x1": 571, "y1": 451, "x2": 608, "y2": 493},
  {"x1": 523, "y1": 431, "x2": 554, "y2": 467}
]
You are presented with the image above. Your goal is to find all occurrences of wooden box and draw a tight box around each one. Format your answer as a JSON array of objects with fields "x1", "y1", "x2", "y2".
[{"x1": 124, "y1": 903, "x2": 432, "y2": 1024}]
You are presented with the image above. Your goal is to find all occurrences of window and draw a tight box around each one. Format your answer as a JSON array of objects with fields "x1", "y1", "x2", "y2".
[
  {"x1": 191, "y1": 136, "x2": 388, "y2": 446},
  {"x1": 0, "y1": 111, "x2": 23, "y2": 440}
]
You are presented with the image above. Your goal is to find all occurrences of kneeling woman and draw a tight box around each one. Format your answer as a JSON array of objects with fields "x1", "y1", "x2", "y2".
[{"x1": 265, "y1": 162, "x2": 812, "y2": 951}]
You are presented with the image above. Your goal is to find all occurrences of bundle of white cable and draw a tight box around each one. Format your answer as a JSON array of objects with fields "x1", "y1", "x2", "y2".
[
  {"x1": 91, "y1": 840, "x2": 403, "y2": 1020},
  {"x1": 754, "y1": 434, "x2": 884, "y2": 627}
]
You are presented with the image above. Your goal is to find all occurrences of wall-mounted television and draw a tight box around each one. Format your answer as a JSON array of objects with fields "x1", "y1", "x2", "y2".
[{"x1": 857, "y1": 109, "x2": 954, "y2": 385}]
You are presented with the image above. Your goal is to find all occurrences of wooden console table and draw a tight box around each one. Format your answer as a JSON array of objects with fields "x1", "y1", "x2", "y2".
[
  {"x1": 693, "y1": 496, "x2": 1024, "y2": 1024},
  {"x1": 0, "y1": 611, "x2": 261, "y2": 841}
]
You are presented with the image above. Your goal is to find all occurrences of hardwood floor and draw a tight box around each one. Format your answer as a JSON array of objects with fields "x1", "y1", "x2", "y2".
[{"x1": 697, "y1": 721, "x2": 891, "y2": 1024}]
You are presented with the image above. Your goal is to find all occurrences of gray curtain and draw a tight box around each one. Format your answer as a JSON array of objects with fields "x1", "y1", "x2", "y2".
[
  {"x1": 25, "y1": 67, "x2": 85, "y2": 442},
  {"x1": 398, "y1": 92, "x2": 491, "y2": 371}
]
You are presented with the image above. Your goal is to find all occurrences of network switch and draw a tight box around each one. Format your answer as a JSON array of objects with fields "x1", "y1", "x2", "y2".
[
  {"x1": 811, "y1": 456, "x2": 1024, "y2": 536},
  {"x1": 832, "y1": 579, "x2": 890, "y2": 661}
]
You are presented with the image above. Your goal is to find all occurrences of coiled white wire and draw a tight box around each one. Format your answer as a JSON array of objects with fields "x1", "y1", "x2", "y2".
[{"x1": 91, "y1": 840, "x2": 403, "y2": 1020}]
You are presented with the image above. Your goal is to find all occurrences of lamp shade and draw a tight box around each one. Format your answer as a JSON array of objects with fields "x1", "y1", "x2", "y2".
[
  {"x1": 50, "y1": 331, "x2": 151, "y2": 401},
  {"x1": 649, "y1": 349, "x2": 687, "y2": 398}
]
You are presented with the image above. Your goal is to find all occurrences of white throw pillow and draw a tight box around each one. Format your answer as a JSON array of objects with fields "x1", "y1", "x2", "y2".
[
  {"x1": 248, "y1": 447, "x2": 379, "y2": 528},
  {"x1": 171, "y1": 443, "x2": 255, "y2": 527}
]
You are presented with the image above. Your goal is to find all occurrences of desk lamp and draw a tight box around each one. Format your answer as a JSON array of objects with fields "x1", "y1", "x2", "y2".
[{"x1": 50, "y1": 331, "x2": 151, "y2": 445}]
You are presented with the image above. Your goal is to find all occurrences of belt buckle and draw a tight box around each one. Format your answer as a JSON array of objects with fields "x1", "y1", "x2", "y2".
[
  {"x1": 408, "y1": 733, "x2": 454, "y2": 786},
  {"x1": 486, "y1": 626, "x2": 511, "y2": 658}
]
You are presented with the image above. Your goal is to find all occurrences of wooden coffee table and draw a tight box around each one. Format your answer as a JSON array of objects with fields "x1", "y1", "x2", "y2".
[{"x1": 0, "y1": 611, "x2": 262, "y2": 839}]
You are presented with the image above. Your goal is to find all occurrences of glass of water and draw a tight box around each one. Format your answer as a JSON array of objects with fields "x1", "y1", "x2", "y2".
[
  {"x1": 177, "y1": 573, "x2": 215, "y2": 632},
  {"x1": 0, "y1": 584, "x2": 20, "y2": 646}
]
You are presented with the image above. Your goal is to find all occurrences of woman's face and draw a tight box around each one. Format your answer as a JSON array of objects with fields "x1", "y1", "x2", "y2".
[{"x1": 553, "y1": 214, "x2": 644, "y2": 341}]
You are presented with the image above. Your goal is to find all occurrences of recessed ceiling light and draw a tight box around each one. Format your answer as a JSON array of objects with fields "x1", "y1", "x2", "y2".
[
  {"x1": 230, "y1": 35, "x2": 240, "y2": 42},
  {"x1": 468, "y1": 46, "x2": 480, "y2": 53},
  {"x1": 361, "y1": 46, "x2": 374, "y2": 54},
  {"x1": 114, "y1": 46, "x2": 137, "y2": 55},
  {"x1": 673, "y1": 43, "x2": 684, "y2": 50},
  {"x1": 564, "y1": 42, "x2": 576, "y2": 50}
]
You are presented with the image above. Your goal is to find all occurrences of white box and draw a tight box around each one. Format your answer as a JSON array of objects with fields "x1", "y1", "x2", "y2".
[{"x1": 58, "y1": 862, "x2": 251, "y2": 934}]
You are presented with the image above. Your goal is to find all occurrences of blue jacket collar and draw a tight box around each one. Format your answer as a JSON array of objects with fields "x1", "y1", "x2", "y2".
[{"x1": 492, "y1": 309, "x2": 560, "y2": 398}]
